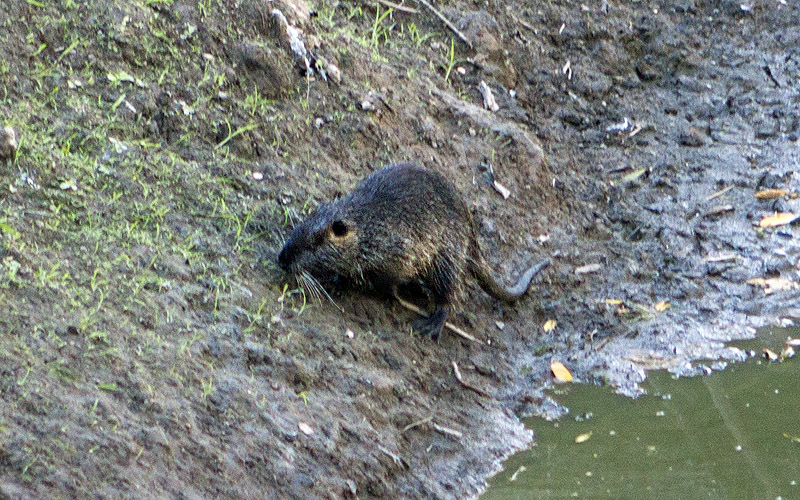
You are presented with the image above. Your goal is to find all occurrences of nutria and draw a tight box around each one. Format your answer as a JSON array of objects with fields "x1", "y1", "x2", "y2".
[{"x1": 277, "y1": 163, "x2": 549, "y2": 341}]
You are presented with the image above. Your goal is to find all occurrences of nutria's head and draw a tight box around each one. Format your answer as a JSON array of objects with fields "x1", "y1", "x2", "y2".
[{"x1": 277, "y1": 200, "x2": 361, "y2": 284}]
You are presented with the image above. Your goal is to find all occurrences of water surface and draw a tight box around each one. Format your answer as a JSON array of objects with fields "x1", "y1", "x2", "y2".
[{"x1": 482, "y1": 328, "x2": 800, "y2": 500}]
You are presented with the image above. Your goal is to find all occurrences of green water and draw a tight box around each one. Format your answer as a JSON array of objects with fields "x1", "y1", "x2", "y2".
[{"x1": 482, "y1": 329, "x2": 800, "y2": 500}]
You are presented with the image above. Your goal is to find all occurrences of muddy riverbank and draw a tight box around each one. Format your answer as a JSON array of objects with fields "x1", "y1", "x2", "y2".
[{"x1": 1, "y1": 0, "x2": 798, "y2": 498}]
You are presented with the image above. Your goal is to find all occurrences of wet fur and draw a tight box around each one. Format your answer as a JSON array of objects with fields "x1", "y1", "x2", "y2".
[{"x1": 278, "y1": 163, "x2": 540, "y2": 341}]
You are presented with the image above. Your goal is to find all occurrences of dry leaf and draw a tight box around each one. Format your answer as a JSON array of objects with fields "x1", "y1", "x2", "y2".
[
  {"x1": 508, "y1": 466, "x2": 527, "y2": 482},
  {"x1": 784, "y1": 433, "x2": 800, "y2": 444},
  {"x1": 543, "y1": 319, "x2": 557, "y2": 332},
  {"x1": 755, "y1": 188, "x2": 788, "y2": 200},
  {"x1": 574, "y1": 432, "x2": 592, "y2": 444},
  {"x1": 551, "y1": 360, "x2": 573, "y2": 382},
  {"x1": 492, "y1": 180, "x2": 511, "y2": 199},
  {"x1": 619, "y1": 168, "x2": 646, "y2": 183},
  {"x1": 786, "y1": 338, "x2": 800, "y2": 347},
  {"x1": 762, "y1": 348, "x2": 778, "y2": 361},
  {"x1": 298, "y1": 422, "x2": 314, "y2": 435},
  {"x1": 759, "y1": 212, "x2": 798, "y2": 228},
  {"x1": 605, "y1": 299, "x2": 624, "y2": 305},
  {"x1": 746, "y1": 277, "x2": 800, "y2": 294},
  {"x1": 655, "y1": 301, "x2": 670, "y2": 312},
  {"x1": 780, "y1": 346, "x2": 795, "y2": 360}
]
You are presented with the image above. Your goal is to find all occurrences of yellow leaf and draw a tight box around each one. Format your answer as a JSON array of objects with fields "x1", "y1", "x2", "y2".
[
  {"x1": 655, "y1": 300, "x2": 670, "y2": 312},
  {"x1": 619, "y1": 168, "x2": 646, "y2": 183},
  {"x1": 746, "y1": 277, "x2": 800, "y2": 294},
  {"x1": 614, "y1": 304, "x2": 631, "y2": 316},
  {"x1": 605, "y1": 299, "x2": 624, "y2": 305},
  {"x1": 762, "y1": 348, "x2": 778, "y2": 361},
  {"x1": 574, "y1": 431, "x2": 592, "y2": 444},
  {"x1": 551, "y1": 360, "x2": 573, "y2": 382},
  {"x1": 543, "y1": 319, "x2": 557, "y2": 332},
  {"x1": 759, "y1": 212, "x2": 798, "y2": 228},
  {"x1": 784, "y1": 433, "x2": 800, "y2": 444},
  {"x1": 755, "y1": 188, "x2": 788, "y2": 200}
]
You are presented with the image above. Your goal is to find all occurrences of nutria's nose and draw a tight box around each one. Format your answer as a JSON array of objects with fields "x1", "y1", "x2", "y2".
[{"x1": 277, "y1": 243, "x2": 292, "y2": 272}]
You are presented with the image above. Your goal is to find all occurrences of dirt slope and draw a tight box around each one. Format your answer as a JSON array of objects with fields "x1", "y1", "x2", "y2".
[{"x1": 1, "y1": 0, "x2": 798, "y2": 498}]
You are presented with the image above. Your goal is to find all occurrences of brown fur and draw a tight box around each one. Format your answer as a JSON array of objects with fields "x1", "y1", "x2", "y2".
[{"x1": 277, "y1": 163, "x2": 548, "y2": 341}]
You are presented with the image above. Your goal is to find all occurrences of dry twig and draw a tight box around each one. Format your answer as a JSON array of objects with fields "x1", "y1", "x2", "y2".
[
  {"x1": 413, "y1": 0, "x2": 473, "y2": 48},
  {"x1": 452, "y1": 361, "x2": 492, "y2": 397},
  {"x1": 394, "y1": 295, "x2": 479, "y2": 343},
  {"x1": 375, "y1": 0, "x2": 418, "y2": 13},
  {"x1": 433, "y1": 422, "x2": 463, "y2": 439},
  {"x1": 402, "y1": 416, "x2": 433, "y2": 433}
]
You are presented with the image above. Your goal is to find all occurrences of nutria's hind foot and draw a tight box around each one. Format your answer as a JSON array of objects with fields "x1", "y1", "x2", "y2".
[{"x1": 413, "y1": 308, "x2": 448, "y2": 343}]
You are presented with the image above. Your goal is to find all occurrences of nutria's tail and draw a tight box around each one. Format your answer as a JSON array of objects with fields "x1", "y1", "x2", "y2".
[{"x1": 469, "y1": 257, "x2": 550, "y2": 302}]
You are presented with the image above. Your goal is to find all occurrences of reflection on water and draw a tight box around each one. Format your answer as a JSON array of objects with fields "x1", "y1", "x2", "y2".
[{"x1": 481, "y1": 328, "x2": 800, "y2": 500}]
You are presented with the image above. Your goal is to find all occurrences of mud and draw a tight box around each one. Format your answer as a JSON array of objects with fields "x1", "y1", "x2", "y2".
[{"x1": 1, "y1": 0, "x2": 798, "y2": 499}]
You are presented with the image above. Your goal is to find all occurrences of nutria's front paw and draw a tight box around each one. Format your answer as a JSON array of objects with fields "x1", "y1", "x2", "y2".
[{"x1": 412, "y1": 309, "x2": 447, "y2": 343}]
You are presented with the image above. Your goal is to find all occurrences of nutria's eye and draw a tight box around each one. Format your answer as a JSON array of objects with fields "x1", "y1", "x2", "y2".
[{"x1": 331, "y1": 220, "x2": 348, "y2": 237}]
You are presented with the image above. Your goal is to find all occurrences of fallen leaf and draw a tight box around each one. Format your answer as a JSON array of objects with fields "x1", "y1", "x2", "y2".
[
  {"x1": 786, "y1": 338, "x2": 800, "y2": 347},
  {"x1": 543, "y1": 319, "x2": 557, "y2": 332},
  {"x1": 755, "y1": 188, "x2": 788, "y2": 200},
  {"x1": 746, "y1": 277, "x2": 800, "y2": 294},
  {"x1": 605, "y1": 299, "x2": 624, "y2": 305},
  {"x1": 762, "y1": 348, "x2": 778, "y2": 361},
  {"x1": 655, "y1": 301, "x2": 670, "y2": 312},
  {"x1": 784, "y1": 433, "x2": 800, "y2": 444},
  {"x1": 508, "y1": 465, "x2": 527, "y2": 482},
  {"x1": 492, "y1": 180, "x2": 511, "y2": 199},
  {"x1": 551, "y1": 360, "x2": 573, "y2": 382},
  {"x1": 574, "y1": 431, "x2": 592, "y2": 444},
  {"x1": 780, "y1": 346, "x2": 795, "y2": 360},
  {"x1": 619, "y1": 168, "x2": 646, "y2": 183},
  {"x1": 759, "y1": 212, "x2": 798, "y2": 228},
  {"x1": 298, "y1": 422, "x2": 314, "y2": 435}
]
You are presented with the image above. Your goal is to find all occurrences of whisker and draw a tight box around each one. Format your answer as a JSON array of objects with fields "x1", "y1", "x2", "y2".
[
  {"x1": 305, "y1": 276, "x2": 322, "y2": 303},
  {"x1": 298, "y1": 271, "x2": 321, "y2": 304},
  {"x1": 305, "y1": 272, "x2": 343, "y2": 312},
  {"x1": 296, "y1": 272, "x2": 312, "y2": 300}
]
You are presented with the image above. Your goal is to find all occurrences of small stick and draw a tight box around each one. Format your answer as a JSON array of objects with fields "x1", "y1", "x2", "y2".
[
  {"x1": 377, "y1": 445, "x2": 405, "y2": 466},
  {"x1": 703, "y1": 253, "x2": 738, "y2": 263},
  {"x1": 413, "y1": 0, "x2": 473, "y2": 49},
  {"x1": 394, "y1": 295, "x2": 479, "y2": 343},
  {"x1": 433, "y1": 422, "x2": 463, "y2": 439},
  {"x1": 452, "y1": 361, "x2": 491, "y2": 397},
  {"x1": 375, "y1": 0, "x2": 419, "y2": 13},
  {"x1": 705, "y1": 185, "x2": 734, "y2": 201},
  {"x1": 402, "y1": 415, "x2": 433, "y2": 433}
]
